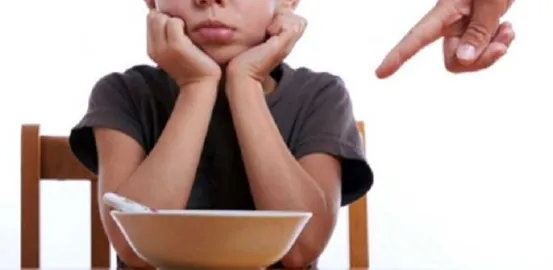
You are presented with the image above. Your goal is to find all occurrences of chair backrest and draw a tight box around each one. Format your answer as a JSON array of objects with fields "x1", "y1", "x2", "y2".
[
  {"x1": 20, "y1": 124, "x2": 110, "y2": 268},
  {"x1": 20, "y1": 122, "x2": 369, "y2": 268},
  {"x1": 348, "y1": 121, "x2": 369, "y2": 268}
]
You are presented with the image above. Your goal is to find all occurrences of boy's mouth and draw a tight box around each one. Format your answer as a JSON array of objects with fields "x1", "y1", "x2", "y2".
[{"x1": 193, "y1": 19, "x2": 236, "y2": 44}]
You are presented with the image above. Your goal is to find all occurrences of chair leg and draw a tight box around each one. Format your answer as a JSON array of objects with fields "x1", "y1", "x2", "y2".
[
  {"x1": 348, "y1": 195, "x2": 369, "y2": 268},
  {"x1": 21, "y1": 124, "x2": 41, "y2": 267},
  {"x1": 91, "y1": 179, "x2": 110, "y2": 267}
]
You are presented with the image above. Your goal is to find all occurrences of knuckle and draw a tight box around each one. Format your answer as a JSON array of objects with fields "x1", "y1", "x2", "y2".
[
  {"x1": 173, "y1": 17, "x2": 185, "y2": 26},
  {"x1": 166, "y1": 37, "x2": 180, "y2": 51},
  {"x1": 156, "y1": 44, "x2": 168, "y2": 57},
  {"x1": 167, "y1": 44, "x2": 182, "y2": 57},
  {"x1": 147, "y1": 43, "x2": 158, "y2": 58},
  {"x1": 148, "y1": 48, "x2": 163, "y2": 63},
  {"x1": 290, "y1": 20, "x2": 306, "y2": 34},
  {"x1": 165, "y1": 38, "x2": 178, "y2": 50},
  {"x1": 147, "y1": 42, "x2": 154, "y2": 52},
  {"x1": 293, "y1": 17, "x2": 307, "y2": 31},
  {"x1": 167, "y1": 17, "x2": 179, "y2": 26},
  {"x1": 509, "y1": 30, "x2": 516, "y2": 41},
  {"x1": 165, "y1": 44, "x2": 177, "y2": 57},
  {"x1": 466, "y1": 23, "x2": 493, "y2": 43},
  {"x1": 148, "y1": 11, "x2": 161, "y2": 23},
  {"x1": 275, "y1": 48, "x2": 288, "y2": 60},
  {"x1": 167, "y1": 43, "x2": 184, "y2": 59},
  {"x1": 289, "y1": 25, "x2": 300, "y2": 34},
  {"x1": 153, "y1": 49, "x2": 164, "y2": 61}
]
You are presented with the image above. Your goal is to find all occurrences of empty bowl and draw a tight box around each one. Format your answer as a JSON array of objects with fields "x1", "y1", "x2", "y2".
[{"x1": 110, "y1": 209, "x2": 312, "y2": 269}]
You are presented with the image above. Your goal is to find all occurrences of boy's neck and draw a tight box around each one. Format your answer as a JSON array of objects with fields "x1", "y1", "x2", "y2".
[{"x1": 218, "y1": 75, "x2": 277, "y2": 95}]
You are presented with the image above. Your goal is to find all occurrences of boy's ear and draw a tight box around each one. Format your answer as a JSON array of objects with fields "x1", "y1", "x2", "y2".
[
  {"x1": 145, "y1": 0, "x2": 155, "y2": 9},
  {"x1": 278, "y1": 0, "x2": 300, "y2": 10}
]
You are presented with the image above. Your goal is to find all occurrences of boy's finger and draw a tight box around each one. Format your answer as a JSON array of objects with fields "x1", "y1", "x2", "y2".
[
  {"x1": 277, "y1": 0, "x2": 296, "y2": 11},
  {"x1": 166, "y1": 18, "x2": 187, "y2": 49},
  {"x1": 283, "y1": 20, "x2": 306, "y2": 55},
  {"x1": 150, "y1": 12, "x2": 168, "y2": 47},
  {"x1": 375, "y1": 4, "x2": 447, "y2": 79},
  {"x1": 267, "y1": 16, "x2": 282, "y2": 36},
  {"x1": 146, "y1": 12, "x2": 155, "y2": 54},
  {"x1": 146, "y1": 12, "x2": 158, "y2": 51}
]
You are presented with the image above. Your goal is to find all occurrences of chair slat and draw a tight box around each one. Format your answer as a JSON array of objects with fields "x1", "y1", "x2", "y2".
[
  {"x1": 40, "y1": 136, "x2": 95, "y2": 180},
  {"x1": 348, "y1": 121, "x2": 369, "y2": 267}
]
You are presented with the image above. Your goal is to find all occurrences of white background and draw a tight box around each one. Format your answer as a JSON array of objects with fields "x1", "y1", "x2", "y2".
[{"x1": 1, "y1": 0, "x2": 552, "y2": 269}]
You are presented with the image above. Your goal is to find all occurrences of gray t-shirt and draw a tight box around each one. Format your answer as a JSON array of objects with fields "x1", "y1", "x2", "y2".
[{"x1": 69, "y1": 62, "x2": 373, "y2": 267}]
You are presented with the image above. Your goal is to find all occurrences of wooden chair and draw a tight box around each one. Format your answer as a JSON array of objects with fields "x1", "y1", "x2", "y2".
[
  {"x1": 20, "y1": 124, "x2": 110, "y2": 268},
  {"x1": 348, "y1": 121, "x2": 370, "y2": 268},
  {"x1": 20, "y1": 122, "x2": 369, "y2": 268}
]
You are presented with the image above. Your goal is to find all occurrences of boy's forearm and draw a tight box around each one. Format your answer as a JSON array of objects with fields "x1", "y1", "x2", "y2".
[
  {"x1": 225, "y1": 77, "x2": 325, "y2": 210},
  {"x1": 116, "y1": 81, "x2": 218, "y2": 210},
  {"x1": 226, "y1": 77, "x2": 331, "y2": 266}
]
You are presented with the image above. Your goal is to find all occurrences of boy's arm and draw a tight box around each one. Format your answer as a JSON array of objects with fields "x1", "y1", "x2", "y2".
[
  {"x1": 225, "y1": 77, "x2": 342, "y2": 268},
  {"x1": 95, "y1": 82, "x2": 218, "y2": 267}
]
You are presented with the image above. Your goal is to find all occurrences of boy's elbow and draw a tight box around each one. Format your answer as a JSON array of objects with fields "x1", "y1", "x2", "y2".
[
  {"x1": 118, "y1": 246, "x2": 151, "y2": 269},
  {"x1": 104, "y1": 219, "x2": 151, "y2": 268},
  {"x1": 280, "y1": 243, "x2": 321, "y2": 269}
]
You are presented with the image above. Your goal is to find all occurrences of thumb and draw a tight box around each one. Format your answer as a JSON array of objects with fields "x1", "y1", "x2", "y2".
[{"x1": 457, "y1": 0, "x2": 504, "y2": 65}]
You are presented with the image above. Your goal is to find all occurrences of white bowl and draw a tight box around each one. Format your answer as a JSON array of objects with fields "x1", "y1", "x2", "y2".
[{"x1": 110, "y1": 209, "x2": 312, "y2": 269}]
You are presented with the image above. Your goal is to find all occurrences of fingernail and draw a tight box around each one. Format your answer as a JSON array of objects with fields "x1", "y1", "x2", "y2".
[{"x1": 457, "y1": 44, "x2": 476, "y2": 60}]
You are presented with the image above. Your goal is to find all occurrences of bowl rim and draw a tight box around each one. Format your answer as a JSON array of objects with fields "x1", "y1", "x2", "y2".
[{"x1": 110, "y1": 209, "x2": 313, "y2": 218}]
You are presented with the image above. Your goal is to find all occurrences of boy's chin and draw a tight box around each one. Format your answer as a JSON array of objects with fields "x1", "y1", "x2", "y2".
[{"x1": 202, "y1": 46, "x2": 248, "y2": 66}]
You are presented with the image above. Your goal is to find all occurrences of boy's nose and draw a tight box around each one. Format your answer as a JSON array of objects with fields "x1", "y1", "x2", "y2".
[{"x1": 194, "y1": 0, "x2": 225, "y2": 7}]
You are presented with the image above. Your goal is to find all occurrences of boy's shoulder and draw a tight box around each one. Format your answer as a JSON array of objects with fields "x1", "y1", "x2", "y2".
[
  {"x1": 93, "y1": 64, "x2": 176, "y2": 98},
  {"x1": 88, "y1": 64, "x2": 179, "y2": 115},
  {"x1": 101, "y1": 64, "x2": 169, "y2": 84},
  {"x1": 284, "y1": 64, "x2": 346, "y2": 91},
  {"x1": 275, "y1": 63, "x2": 351, "y2": 107}
]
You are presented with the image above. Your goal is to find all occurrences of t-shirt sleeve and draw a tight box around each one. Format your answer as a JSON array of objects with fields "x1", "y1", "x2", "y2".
[
  {"x1": 69, "y1": 73, "x2": 146, "y2": 175},
  {"x1": 291, "y1": 76, "x2": 373, "y2": 206}
]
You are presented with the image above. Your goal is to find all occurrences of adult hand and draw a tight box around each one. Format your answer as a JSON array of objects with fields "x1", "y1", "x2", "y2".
[{"x1": 375, "y1": 0, "x2": 515, "y2": 79}]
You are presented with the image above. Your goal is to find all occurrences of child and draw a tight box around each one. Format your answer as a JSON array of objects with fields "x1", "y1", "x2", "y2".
[{"x1": 69, "y1": 0, "x2": 373, "y2": 268}]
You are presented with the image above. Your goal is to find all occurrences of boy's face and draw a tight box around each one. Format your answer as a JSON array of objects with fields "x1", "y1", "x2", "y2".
[{"x1": 154, "y1": 0, "x2": 297, "y2": 65}]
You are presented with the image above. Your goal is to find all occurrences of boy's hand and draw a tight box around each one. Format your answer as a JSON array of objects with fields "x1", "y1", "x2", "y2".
[
  {"x1": 226, "y1": 7, "x2": 307, "y2": 83},
  {"x1": 147, "y1": 10, "x2": 221, "y2": 87}
]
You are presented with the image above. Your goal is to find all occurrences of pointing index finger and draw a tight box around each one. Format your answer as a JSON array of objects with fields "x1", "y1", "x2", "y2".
[{"x1": 375, "y1": 4, "x2": 453, "y2": 79}]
